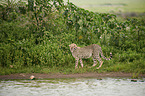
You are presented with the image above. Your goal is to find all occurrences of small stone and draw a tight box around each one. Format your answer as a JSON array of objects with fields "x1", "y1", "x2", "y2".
[
  {"x1": 139, "y1": 80, "x2": 144, "y2": 82},
  {"x1": 30, "y1": 75, "x2": 35, "y2": 80},
  {"x1": 97, "y1": 78, "x2": 102, "y2": 80},
  {"x1": 20, "y1": 74, "x2": 25, "y2": 77},
  {"x1": 131, "y1": 79, "x2": 137, "y2": 82}
]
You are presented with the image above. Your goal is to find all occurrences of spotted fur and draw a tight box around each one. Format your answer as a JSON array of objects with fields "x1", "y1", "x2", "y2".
[{"x1": 69, "y1": 43, "x2": 112, "y2": 69}]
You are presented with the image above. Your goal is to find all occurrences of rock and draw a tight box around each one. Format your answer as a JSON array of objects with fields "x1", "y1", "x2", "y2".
[
  {"x1": 139, "y1": 80, "x2": 144, "y2": 82},
  {"x1": 20, "y1": 74, "x2": 25, "y2": 77},
  {"x1": 131, "y1": 79, "x2": 137, "y2": 82},
  {"x1": 97, "y1": 78, "x2": 102, "y2": 80},
  {"x1": 30, "y1": 75, "x2": 35, "y2": 80}
]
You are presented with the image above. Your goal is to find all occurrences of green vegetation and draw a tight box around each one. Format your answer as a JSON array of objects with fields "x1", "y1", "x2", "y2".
[{"x1": 0, "y1": 0, "x2": 145, "y2": 75}]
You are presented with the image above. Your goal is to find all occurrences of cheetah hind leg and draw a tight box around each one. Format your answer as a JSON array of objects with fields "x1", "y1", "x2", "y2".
[
  {"x1": 97, "y1": 61, "x2": 104, "y2": 69},
  {"x1": 89, "y1": 58, "x2": 98, "y2": 68},
  {"x1": 92, "y1": 58, "x2": 98, "y2": 67}
]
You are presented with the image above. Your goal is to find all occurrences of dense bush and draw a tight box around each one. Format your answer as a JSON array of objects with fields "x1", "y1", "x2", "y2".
[{"x1": 0, "y1": 0, "x2": 145, "y2": 75}]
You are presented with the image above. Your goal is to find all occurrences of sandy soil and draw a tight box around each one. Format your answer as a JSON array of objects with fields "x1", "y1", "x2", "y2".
[{"x1": 0, "y1": 72, "x2": 145, "y2": 80}]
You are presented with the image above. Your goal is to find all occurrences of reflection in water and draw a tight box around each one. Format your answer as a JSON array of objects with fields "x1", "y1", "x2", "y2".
[{"x1": 0, "y1": 78, "x2": 145, "y2": 96}]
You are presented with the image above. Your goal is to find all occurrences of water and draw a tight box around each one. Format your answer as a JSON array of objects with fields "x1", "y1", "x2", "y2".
[{"x1": 0, "y1": 78, "x2": 145, "y2": 96}]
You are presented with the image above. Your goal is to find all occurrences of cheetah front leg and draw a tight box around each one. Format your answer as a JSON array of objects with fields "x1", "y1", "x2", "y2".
[
  {"x1": 96, "y1": 57, "x2": 103, "y2": 69},
  {"x1": 97, "y1": 61, "x2": 103, "y2": 69},
  {"x1": 80, "y1": 59, "x2": 83, "y2": 68},
  {"x1": 92, "y1": 58, "x2": 98, "y2": 67},
  {"x1": 75, "y1": 58, "x2": 79, "y2": 69}
]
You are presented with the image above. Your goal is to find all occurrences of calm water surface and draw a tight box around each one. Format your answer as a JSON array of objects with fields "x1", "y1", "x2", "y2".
[{"x1": 0, "y1": 78, "x2": 145, "y2": 96}]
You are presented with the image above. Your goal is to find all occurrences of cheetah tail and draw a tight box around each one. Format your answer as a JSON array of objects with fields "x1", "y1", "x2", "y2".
[{"x1": 101, "y1": 52, "x2": 112, "y2": 60}]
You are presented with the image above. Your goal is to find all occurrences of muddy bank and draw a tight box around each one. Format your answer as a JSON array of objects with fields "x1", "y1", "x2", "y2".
[{"x1": 0, "y1": 72, "x2": 145, "y2": 80}]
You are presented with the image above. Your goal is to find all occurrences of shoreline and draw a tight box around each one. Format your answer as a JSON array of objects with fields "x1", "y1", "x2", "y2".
[{"x1": 0, "y1": 72, "x2": 145, "y2": 80}]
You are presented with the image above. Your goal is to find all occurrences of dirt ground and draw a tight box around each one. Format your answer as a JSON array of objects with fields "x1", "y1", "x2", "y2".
[{"x1": 0, "y1": 72, "x2": 145, "y2": 80}]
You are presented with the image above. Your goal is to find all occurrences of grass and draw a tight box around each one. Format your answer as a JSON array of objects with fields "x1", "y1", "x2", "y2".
[
  {"x1": 1, "y1": 59, "x2": 144, "y2": 75},
  {"x1": 64, "y1": 0, "x2": 145, "y2": 13}
]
